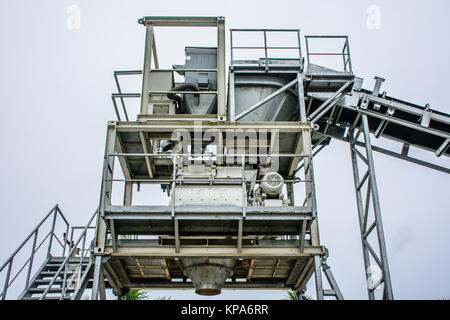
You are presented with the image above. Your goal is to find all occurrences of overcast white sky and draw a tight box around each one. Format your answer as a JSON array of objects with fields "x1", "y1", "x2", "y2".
[{"x1": 0, "y1": 0, "x2": 449, "y2": 300}]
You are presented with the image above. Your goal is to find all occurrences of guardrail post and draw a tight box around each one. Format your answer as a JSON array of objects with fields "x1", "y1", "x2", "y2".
[
  {"x1": 25, "y1": 230, "x2": 38, "y2": 290},
  {"x1": 1, "y1": 258, "x2": 13, "y2": 300},
  {"x1": 241, "y1": 154, "x2": 246, "y2": 218},
  {"x1": 263, "y1": 30, "x2": 268, "y2": 71},
  {"x1": 62, "y1": 223, "x2": 69, "y2": 257},
  {"x1": 47, "y1": 206, "x2": 58, "y2": 258}
]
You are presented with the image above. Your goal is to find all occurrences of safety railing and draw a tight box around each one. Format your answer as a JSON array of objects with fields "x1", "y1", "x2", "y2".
[
  {"x1": 100, "y1": 152, "x2": 316, "y2": 217},
  {"x1": 40, "y1": 209, "x2": 97, "y2": 300},
  {"x1": 305, "y1": 35, "x2": 353, "y2": 73},
  {"x1": 230, "y1": 29, "x2": 303, "y2": 71},
  {"x1": 111, "y1": 70, "x2": 142, "y2": 122},
  {"x1": 0, "y1": 205, "x2": 69, "y2": 300},
  {"x1": 99, "y1": 151, "x2": 317, "y2": 254},
  {"x1": 112, "y1": 68, "x2": 221, "y2": 121}
]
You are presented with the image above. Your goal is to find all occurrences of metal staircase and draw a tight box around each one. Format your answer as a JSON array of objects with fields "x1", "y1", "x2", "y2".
[
  {"x1": 0, "y1": 205, "x2": 97, "y2": 300},
  {"x1": 19, "y1": 256, "x2": 93, "y2": 300}
]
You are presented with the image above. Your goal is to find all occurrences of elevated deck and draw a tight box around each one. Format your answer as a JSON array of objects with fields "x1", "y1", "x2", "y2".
[
  {"x1": 105, "y1": 205, "x2": 313, "y2": 235},
  {"x1": 103, "y1": 239, "x2": 323, "y2": 291},
  {"x1": 114, "y1": 120, "x2": 312, "y2": 179}
]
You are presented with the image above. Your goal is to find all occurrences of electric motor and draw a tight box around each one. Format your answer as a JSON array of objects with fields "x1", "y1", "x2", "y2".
[{"x1": 261, "y1": 172, "x2": 284, "y2": 196}]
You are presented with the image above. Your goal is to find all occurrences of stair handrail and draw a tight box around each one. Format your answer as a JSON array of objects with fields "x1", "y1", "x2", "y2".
[
  {"x1": 0, "y1": 205, "x2": 70, "y2": 300},
  {"x1": 40, "y1": 208, "x2": 98, "y2": 300},
  {"x1": 59, "y1": 225, "x2": 96, "y2": 299}
]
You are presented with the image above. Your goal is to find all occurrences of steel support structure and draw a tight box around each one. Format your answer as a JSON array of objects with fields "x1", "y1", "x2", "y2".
[
  {"x1": 348, "y1": 115, "x2": 394, "y2": 300},
  {"x1": 89, "y1": 116, "x2": 345, "y2": 299},
  {"x1": 138, "y1": 16, "x2": 226, "y2": 121},
  {"x1": 300, "y1": 255, "x2": 343, "y2": 300},
  {"x1": 3, "y1": 16, "x2": 450, "y2": 301},
  {"x1": 91, "y1": 256, "x2": 107, "y2": 300},
  {"x1": 296, "y1": 127, "x2": 343, "y2": 300}
]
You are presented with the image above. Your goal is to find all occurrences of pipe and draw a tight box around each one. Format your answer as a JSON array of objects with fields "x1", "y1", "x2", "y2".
[{"x1": 167, "y1": 83, "x2": 199, "y2": 114}]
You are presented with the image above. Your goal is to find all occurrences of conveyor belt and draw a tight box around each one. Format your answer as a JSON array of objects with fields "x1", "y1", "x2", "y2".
[{"x1": 305, "y1": 75, "x2": 450, "y2": 173}]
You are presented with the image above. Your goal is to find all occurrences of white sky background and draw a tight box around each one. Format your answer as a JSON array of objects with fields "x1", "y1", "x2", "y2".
[{"x1": 0, "y1": 0, "x2": 449, "y2": 300}]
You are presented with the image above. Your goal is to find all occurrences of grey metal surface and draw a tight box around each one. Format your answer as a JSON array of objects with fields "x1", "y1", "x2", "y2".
[
  {"x1": 234, "y1": 76, "x2": 299, "y2": 121},
  {"x1": 175, "y1": 47, "x2": 218, "y2": 115}
]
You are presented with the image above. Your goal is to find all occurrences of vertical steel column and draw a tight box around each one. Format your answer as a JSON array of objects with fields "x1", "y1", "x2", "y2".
[
  {"x1": 301, "y1": 127, "x2": 317, "y2": 219},
  {"x1": 91, "y1": 256, "x2": 103, "y2": 300},
  {"x1": 123, "y1": 181, "x2": 133, "y2": 206},
  {"x1": 229, "y1": 30, "x2": 236, "y2": 121},
  {"x1": 297, "y1": 73, "x2": 307, "y2": 122},
  {"x1": 238, "y1": 154, "x2": 246, "y2": 253},
  {"x1": 94, "y1": 122, "x2": 117, "y2": 254},
  {"x1": 302, "y1": 126, "x2": 324, "y2": 299},
  {"x1": 229, "y1": 71, "x2": 236, "y2": 121},
  {"x1": 300, "y1": 124, "x2": 343, "y2": 300},
  {"x1": 313, "y1": 255, "x2": 324, "y2": 300},
  {"x1": 99, "y1": 267, "x2": 106, "y2": 300},
  {"x1": 217, "y1": 17, "x2": 227, "y2": 121},
  {"x1": 171, "y1": 155, "x2": 180, "y2": 253},
  {"x1": 349, "y1": 114, "x2": 394, "y2": 300},
  {"x1": 140, "y1": 24, "x2": 154, "y2": 115}
]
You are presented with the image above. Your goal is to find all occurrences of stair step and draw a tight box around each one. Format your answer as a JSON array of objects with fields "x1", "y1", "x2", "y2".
[
  {"x1": 45, "y1": 263, "x2": 89, "y2": 270},
  {"x1": 38, "y1": 271, "x2": 77, "y2": 278},
  {"x1": 50, "y1": 257, "x2": 90, "y2": 263},
  {"x1": 33, "y1": 279, "x2": 64, "y2": 285},
  {"x1": 22, "y1": 296, "x2": 71, "y2": 301},
  {"x1": 28, "y1": 287, "x2": 75, "y2": 293}
]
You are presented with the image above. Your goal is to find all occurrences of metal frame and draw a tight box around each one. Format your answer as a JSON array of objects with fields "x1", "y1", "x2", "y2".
[
  {"x1": 306, "y1": 83, "x2": 450, "y2": 174},
  {"x1": 230, "y1": 29, "x2": 302, "y2": 70},
  {"x1": 229, "y1": 29, "x2": 305, "y2": 122},
  {"x1": 89, "y1": 115, "x2": 341, "y2": 297},
  {"x1": 90, "y1": 24, "x2": 344, "y2": 300},
  {"x1": 112, "y1": 70, "x2": 142, "y2": 121},
  {"x1": 4, "y1": 16, "x2": 450, "y2": 301},
  {"x1": 305, "y1": 35, "x2": 352, "y2": 73},
  {"x1": 138, "y1": 16, "x2": 227, "y2": 121},
  {"x1": 348, "y1": 115, "x2": 394, "y2": 300},
  {"x1": 94, "y1": 121, "x2": 316, "y2": 241}
]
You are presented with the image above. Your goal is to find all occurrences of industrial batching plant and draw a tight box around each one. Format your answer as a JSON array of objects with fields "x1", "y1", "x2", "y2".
[{"x1": 1, "y1": 16, "x2": 449, "y2": 301}]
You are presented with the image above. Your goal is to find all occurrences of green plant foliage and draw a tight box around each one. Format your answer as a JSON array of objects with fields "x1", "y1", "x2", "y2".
[
  {"x1": 284, "y1": 290, "x2": 313, "y2": 300},
  {"x1": 121, "y1": 289, "x2": 148, "y2": 300}
]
